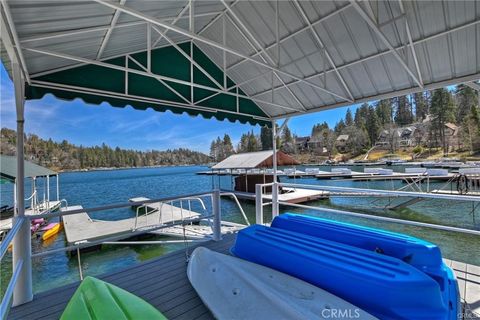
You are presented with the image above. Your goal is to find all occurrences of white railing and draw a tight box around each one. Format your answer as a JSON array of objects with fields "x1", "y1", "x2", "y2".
[
  {"x1": 0, "y1": 189, "x2": 228, "y2": 318},
  {"x1": 254, "y1": 182, "x2": 480, "y2": 237},
  {"x1": 0, "y1": 217, "x2": 26, "y2": 319}
]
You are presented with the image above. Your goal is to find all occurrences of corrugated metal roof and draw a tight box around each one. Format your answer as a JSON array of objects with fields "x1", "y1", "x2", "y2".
[
  {"x1": 211, "y1": 150, "x2": 298, "y2": 169},
  {"x1": 1, "y1": 0, "x2": 479, "y2": 122},
  {"x1": 0, "y1": 155, "x2": 57, "y2": 182}
]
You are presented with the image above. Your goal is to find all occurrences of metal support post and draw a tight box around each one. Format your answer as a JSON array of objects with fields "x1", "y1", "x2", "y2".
[
  {"x1": 212, "y1": 189, "x2": 222, "y2": 241},
  {"x1": 12, "y1": 62, "x2": 33, "y2": 306},
  {"x1": 255, "y1": 184, "x2": 264, "y2": 224}
]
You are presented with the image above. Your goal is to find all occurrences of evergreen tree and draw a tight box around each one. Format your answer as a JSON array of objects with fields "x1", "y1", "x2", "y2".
[
  {"x1": 260, "y1": 126, "x2": 273, "y2": 150},
  {"x1": 394, "y1": 96, "x2": 414, "y2": 126},
  {"x1": 345, "y1": 109, "x2": 353, "y2": 126},
  {"x1": 413, "y1": 92, "x2": 429, "y2": 121},
  {"x1": 282, "y1": 125, "x2": 294, "y2": 144},
  {"x1": 354, "y1": 104, "x2": 369, "y2": 128},
  {"x1": 334, "y1": 119, "x2": 346, "y2": 135},
  {"x1": 222, "y1": 134, "x2": 234, "y2": 159},
  {"x1": 430, "y1": 88, "x2": 456, "y2": 153},
  {"x1": 375, "y1": 99, "x2": 393, "y2": 125},
  {"x1": 455, "y1": 84, "x2": 478, "y2": 123},
  {"x1": 365, "y1": 106, "x2": 380, "y2": 146}
]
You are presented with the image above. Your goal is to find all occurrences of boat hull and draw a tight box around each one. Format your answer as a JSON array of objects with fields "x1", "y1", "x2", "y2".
[
  {"x1": 232, "y1": 224, "x2": 458, "y2": 320},
  {"x1": 188, "y1": 247, "x2": 376, "y2": 320}
]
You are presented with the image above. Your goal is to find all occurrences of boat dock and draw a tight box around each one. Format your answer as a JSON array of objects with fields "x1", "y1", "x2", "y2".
[
  {"x1": 9, "y1": 233, "x2": 480, "y2": 320},
  {"x1": 231, "y1": 187, "x2": 329, "y2": 204},
  {"x1": 61, "y1": 203, "x2": 201, "y2": 245}
]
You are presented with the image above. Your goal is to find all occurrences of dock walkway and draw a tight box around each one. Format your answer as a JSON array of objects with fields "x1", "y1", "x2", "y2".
[
  {"x1": 62, "y1": 203, "x2": 200, "y2": 244},
  {"x1": 232, "y1": 187, "x2": 329, "y2": 204},
  {"x1": 9, "y1": 233, "x2": 480, "y2": 320}
]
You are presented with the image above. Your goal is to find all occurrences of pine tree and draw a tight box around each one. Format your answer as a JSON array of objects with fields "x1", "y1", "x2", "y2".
[
  {"x1": 413, "y1": 92, "x2": 429, "y2": 121},
  {"x1": 375, "y1": 99, "x2": 393, "y2": 125},
  {"x1": 222, "y1": 134, "x2": 234, "y2": 159},
  {"x1": 260, "y1": 126, "x2": 273, "y2": 150},
  {"x1": 345, "y1": 109, "x2": 353, "y2": 126},
  {"x1": 455, "y1": 84, "x2": 478, "y2": 123},
  {"x1": 334, "y1": 119, "x2": 346, "y2": 135},
  {"x1": 430, "y1": 88, "x2": 456, "y2": 153},
  {"x1": 365, "y1": 106, "x2": 380, "y2": 146},
  {"x1": 394, "y1": 96, "x2": 414, "y2": 126}
]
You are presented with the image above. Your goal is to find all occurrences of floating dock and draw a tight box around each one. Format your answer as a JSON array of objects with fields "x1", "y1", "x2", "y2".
[
  {"x1": 231, "y1": 187, "x2": 329, "y2": 204},
  {"x1": 0, "y1": 200, "x2": 62, "y2": 231},
  {"x1": 9, "y1": 234, "x2": 480, "y2": 320},
  {"x1": 62, "y1": 203, "x2": 201, "y2": 245}
]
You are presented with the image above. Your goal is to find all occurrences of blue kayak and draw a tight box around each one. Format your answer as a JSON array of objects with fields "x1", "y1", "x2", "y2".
[{"x1": 232, "y1": 223, "x2": 459, "y2": 320}]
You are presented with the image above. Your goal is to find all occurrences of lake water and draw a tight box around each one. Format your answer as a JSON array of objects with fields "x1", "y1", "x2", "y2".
[{"x1": 1, "y1": 165, "x2": 479, "y2": 296}]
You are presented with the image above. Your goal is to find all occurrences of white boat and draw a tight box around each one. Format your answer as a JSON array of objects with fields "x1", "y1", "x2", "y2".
[{"x1": 187, "y1": 247, "x2": 377, "y2": 320}]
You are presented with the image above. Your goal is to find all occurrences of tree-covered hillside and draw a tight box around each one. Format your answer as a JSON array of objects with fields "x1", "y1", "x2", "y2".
[{"x1": 0, "y1": 128, "x2": 210, "y2": 171}]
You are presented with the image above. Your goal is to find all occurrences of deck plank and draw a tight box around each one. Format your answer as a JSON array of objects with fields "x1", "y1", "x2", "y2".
[{"x1": 465, "y1": 264, "x2": 480, "y2": 318}]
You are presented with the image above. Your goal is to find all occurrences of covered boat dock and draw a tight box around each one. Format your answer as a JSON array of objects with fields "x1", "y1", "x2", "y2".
[{"x1": 1, "y1": 0, "x2": 479, "y2": 318}]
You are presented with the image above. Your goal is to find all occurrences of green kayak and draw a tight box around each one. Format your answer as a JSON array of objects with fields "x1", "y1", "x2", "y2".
[{"x1": 61, "y1": 276, "x2": 167, "y2": 320}]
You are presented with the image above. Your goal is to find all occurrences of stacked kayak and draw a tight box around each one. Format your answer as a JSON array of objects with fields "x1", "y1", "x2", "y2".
[
  {"x1": 61, "y1": 276, "x2": 166, "y2": 320},
  {"x1": 188, "y1": 247, "x2": 376, "y2": 320},
  {"x1": 232, "y1": 214, "x2": 459, "y2": 320}
]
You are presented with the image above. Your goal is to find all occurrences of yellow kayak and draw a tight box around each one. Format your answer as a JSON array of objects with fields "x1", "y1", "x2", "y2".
[{"x1": 42, "y1": 223, "x2": 62, "y2": 241}]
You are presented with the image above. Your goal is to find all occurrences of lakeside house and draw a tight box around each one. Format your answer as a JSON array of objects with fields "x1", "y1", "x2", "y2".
[{"x1": 335, "y1": 135, "x2": 349, "y2": 153}]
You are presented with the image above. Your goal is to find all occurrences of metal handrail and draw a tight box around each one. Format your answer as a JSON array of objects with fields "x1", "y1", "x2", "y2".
[
  {"x1": 280, "y1": 182, "x2": 480, "y2": 202},
  {"x1": 27, "y1": 191, "x2": 216, "y2": 220},
  {"x1": 0, "y1": 259, "x2": 23, "y2": 320},
  {"x1": 279, "y1": 201, "x2": 480, "y2": 236},
  {"x1": 220, "y1": 192, "x2": 250, "y2": 226},
  {"x1": 32, "y1": 214, "x2": 214, "y2": 258},
  {"x1": 0, "y1": 217, "x2": 25, "y2": 260}
]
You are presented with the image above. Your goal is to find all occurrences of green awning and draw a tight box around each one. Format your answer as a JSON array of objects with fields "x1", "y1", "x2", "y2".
[
  {"x1": 0, "y1": 155, "x2": 57, "y2": 182},
  {"x1": 26, "y1": 43, "x2": 270, "y2": 127}
]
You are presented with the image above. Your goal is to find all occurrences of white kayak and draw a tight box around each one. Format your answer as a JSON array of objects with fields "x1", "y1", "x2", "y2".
[{"x1": 187, "y1": 247, "x2": 377, "y2": 320}]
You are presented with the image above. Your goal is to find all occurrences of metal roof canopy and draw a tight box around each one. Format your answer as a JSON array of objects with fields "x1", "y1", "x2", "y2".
[
  {"x1": 1, "y1": 0, "x2": 479, "y2": 124},
  {"x1": 0, "y1": 155, "x2": 57, "y2": 182},
  {"x1": 212, "y1": 150, "x2": 299, "y2": 169}
]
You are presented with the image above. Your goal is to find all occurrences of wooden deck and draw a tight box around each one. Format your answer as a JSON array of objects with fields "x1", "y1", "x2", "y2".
[{"x1": 9, "y1": 234, "x2": 480, "y2": 320}]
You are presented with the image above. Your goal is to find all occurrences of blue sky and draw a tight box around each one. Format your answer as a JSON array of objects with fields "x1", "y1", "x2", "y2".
[{"x1": 0, "y1": 62, "x2": 357, "y2": 153}]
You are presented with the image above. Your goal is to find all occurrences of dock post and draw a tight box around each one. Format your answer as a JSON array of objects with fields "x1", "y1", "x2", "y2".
[
  {"x1": 271, "y1": 120, "x2": 279, "y2": 218},
  {"x1": 255, "y1": 184, "x2": 263, "y2": 224},
  {"x1": 212, "y1": 189, "x2": 222, "y2": 241},
  {"x1": 12, "y1": 62, "x2": 33, "y2": 306}
]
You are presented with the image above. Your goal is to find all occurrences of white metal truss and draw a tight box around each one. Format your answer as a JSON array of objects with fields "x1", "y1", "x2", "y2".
[
  {"x1": 397, "y1": 0, "x2": 423, "y2": 88},
  {"x1": 350, "y1": 0, "x2": 423, "y2": 88},
  {"x1": 22, "y1": 46, "x2": 301, "y2": 113},
  {"x1": 0, "y1": 0, "x2": 30, "y2": 83},
  {"x1": 222, "y1": 2, "x2": 308, "y2": 111},
  {"x1": 96, "y1": 0, "x2": 127, "y2": 60},
  {"x1": 93, "y1": 0, "x2": 352, "y2": 103},
  {"x1": 251, "y1": 18, "x2": 479, "y2": 98}
]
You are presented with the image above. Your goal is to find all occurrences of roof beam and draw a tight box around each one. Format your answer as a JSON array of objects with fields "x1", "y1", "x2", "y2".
[
  {"x1": 20, "y1": 11, "x2": 222, "y2": 44},
  {"x1": 271, "y1": 72, "x2": 480, "y2": 120},
  {"x1": 251, "y1": 18, "x2": 480, "y2": 97},
  {"x1": 292, "y1": 0, "x2": 355, "y2": 101},
  {"x1": 96, "y1": 0, "x2": 126, "y2": 60},
  {"x1": 350, "y1": 0, "x2": 423, "y2": 88},
  {"x1": 222, "y1": 2, "x2": 307, "y2": 111},
  {"x1": 227, "y1": 3, "x2": 352, "y2": 71},
  {"x1": 0, "y1": 0, "x2": 30, "y2": 83},
  {"x1": 152, "y1": 25, "x2": 224, "y2": 90},
  {"x1": 398, "y1": 0, "x2": 423, "y2": 87},
  {"x1": 93, "y1": 0, "x2": 352, "y2": 103},
  {"x1": 23, "y1": 46, "x2": 299, "y2": 113}
]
